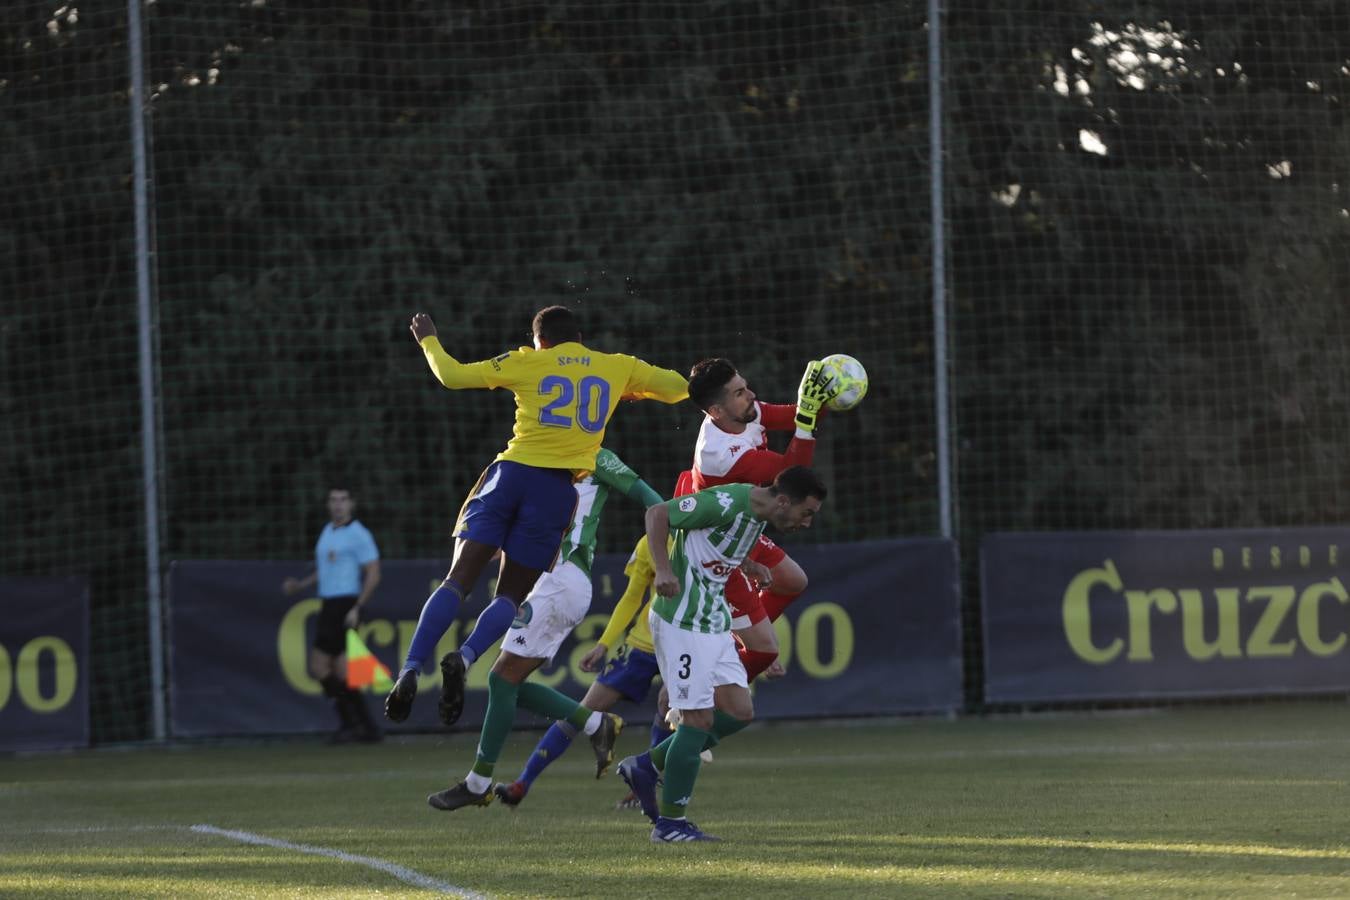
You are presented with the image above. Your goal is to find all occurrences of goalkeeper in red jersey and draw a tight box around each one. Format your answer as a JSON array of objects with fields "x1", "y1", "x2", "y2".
[{"x1": 678, "y1": 357, "x2": 841, "y2": 680}]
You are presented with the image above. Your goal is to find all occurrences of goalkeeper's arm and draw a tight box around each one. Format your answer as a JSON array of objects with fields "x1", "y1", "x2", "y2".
[{"x1": 718, "y1": 445, "x2": 815, "y2": 485}]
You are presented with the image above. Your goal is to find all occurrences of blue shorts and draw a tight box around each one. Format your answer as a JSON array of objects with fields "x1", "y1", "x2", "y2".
[
  {"x1": 596, "y1": 646, "x2": 661, "y2": 703},
  {"x1": 454, "y1": 460, "x2": 578, "y2": 572}
]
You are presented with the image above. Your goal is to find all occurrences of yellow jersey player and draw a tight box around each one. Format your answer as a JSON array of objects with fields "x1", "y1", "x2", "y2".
[{"x1": 385, "y1": 306, "x2": 687, "y2": 746}]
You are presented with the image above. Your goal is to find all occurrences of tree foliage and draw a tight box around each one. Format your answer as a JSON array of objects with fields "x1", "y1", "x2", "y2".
[{"x1": 4, "y1": 1, "x2": 1348, "y2": 735}]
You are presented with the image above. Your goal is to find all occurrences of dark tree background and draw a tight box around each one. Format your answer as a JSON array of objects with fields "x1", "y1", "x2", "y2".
[{"x1": 4, "y1": 1, "x2": 1348, "y2": 737}]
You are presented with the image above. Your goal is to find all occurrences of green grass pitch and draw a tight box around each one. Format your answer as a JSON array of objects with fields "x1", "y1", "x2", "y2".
[{"x1": 4, "y1": 703, "x2": 1350, "y2": 898}]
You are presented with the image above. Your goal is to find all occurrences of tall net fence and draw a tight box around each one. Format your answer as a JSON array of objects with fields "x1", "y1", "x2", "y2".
[
  {"x1": 3, "y1": 3, "x2": 150, "y2": 741},
  {"x1": 946, "y1": 3, "x2": 1350, "y2": 695},
  {"x1": 4, "y1": 1, "x2": 932, "y2": 742},
  {"x1": 6, "y1": 2, "x2": 1350, "y2": 740}
]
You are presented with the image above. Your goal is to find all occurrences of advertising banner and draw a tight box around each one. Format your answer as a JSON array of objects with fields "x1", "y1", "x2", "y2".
[
  {"x1": 0, "y1": 577, "x2": 90, "y2": 751},
  {"x1": 982, "y1": 529, "x2": 1350, "y2": 703},
  {"x1": 169, "y1": 538, "x2": 961, "y2": 737}
]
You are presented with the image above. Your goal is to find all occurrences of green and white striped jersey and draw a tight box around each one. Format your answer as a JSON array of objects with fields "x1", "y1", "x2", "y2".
[
  {"x1": 651, "y1": 483, "x2": 766, "y2": 634},
  {"x1": 556, "y1": 448, "x2": 642, "y2": 576}
]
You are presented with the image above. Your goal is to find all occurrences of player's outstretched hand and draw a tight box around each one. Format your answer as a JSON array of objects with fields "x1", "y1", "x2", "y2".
[
  {"x1": 794, "y1": 360, "x2": 839, "y2": 433},
  {"x1": 579, "y1": 643, "x2": 608, "y2": 673},
  {"x1": 410, "y1": 312, "x2": 437, "y2": 342}
]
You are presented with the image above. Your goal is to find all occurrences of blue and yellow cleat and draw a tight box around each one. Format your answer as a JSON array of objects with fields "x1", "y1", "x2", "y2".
[
  {"x1": 590, "y1": 713, "x2": 624, "y2": 778},
  {"x1": 617, "y1": 753, "x2": 661, "y2": 824},
  {"x1": 651, "y1": 816, "x2": 720, "y2": 843}
]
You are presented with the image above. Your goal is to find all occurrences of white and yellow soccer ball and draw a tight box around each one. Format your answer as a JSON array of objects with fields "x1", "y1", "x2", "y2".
[{"x1": 821, "y1": 353, "x2": 868, "y2": 411}]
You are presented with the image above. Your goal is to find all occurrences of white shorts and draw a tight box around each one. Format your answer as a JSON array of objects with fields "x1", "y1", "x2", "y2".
[
  {"x1": 499, "y1": 561, "x2": 592, "y2": 662},
  {"x1": 648, "y1": 610, "x2": 748, "y2": 711}
]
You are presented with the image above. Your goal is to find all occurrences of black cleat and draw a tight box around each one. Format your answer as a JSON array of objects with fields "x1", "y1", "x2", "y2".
[
  {"x1": 438, "y1": 651, "x2": 467, "y2": 726},
  {"x1": 493, "y1": 781, "x2": 528, "y2": 808},
  {"x1": 590, "y1": 712, "x2": 624, "y2": 779},
  {"x1": 427, "y1": 781, "x2": 493, "y2": 812},
  {"x1": 384, "y1": 669, "x2": 418, "y2": 723}
]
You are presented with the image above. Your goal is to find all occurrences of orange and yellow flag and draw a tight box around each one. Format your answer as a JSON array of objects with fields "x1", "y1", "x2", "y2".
[{"x1": 346, "y1": 629, "x2": 395, "y2": 692}]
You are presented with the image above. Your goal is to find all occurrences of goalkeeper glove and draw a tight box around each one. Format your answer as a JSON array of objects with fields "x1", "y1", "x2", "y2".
[{"x1": 794, "y1": 360, "x2": 839, "y2": 433}]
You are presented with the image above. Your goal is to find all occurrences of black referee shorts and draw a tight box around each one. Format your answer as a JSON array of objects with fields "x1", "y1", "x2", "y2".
[{"x1": 314, "y1": 595, "x2": 358, "y2": 656}]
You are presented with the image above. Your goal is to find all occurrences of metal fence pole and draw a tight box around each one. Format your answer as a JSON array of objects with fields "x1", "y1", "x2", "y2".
[
  {"x1": 128, "y1": 0, "x2": 166, "y2": 741},
  {"x1": 928, "y1": 0, "x2": 954, "y2": 540}
]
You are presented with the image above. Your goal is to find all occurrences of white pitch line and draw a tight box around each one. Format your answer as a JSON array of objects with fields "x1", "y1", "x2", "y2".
[{"x1": 190, "y1": 824, "x2": 485, "y2": 898}]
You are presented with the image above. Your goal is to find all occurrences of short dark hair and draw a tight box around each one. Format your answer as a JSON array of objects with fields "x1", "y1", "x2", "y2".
[
  {"x1": 688, "y1": 358, "x2": 738, "y2": 411},
  {"x1": 770, "y1": 466, "x2": 828, "y2": 504},
  {"x1": 532, "y1": 305, "x2": 581, "y2": 345}
]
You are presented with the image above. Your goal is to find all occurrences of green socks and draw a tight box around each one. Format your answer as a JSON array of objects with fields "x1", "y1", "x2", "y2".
[
  {"x1": 517, "y1": 681, "x2": 591, "y2": 731},
  {"x1": 659, "y1": 724, "x2": 711, "y2": 819},
  {"x1": 651, "y1": 709, "x2": 749, "y2": 767},
  {"x1": 471, "y1": 671, "x2": 520, "y2": 777}
]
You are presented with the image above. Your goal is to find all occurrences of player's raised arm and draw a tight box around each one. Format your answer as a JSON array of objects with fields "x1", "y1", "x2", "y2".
[
  {"x1": 410, "y1": 312, "x2": 501, "y2": 390},
  {"x1": 592, "y1": 449, "x2": 664, "y2": 508},
  {"x1": 620, "y1": 356, "x2": 689, "y2": 404},
  {"x1": 724, "y1": 443, "x2": 815, "y2": 485},
  {"x1": 756, "y1": 401, "x2": 799, "y2": 431}
]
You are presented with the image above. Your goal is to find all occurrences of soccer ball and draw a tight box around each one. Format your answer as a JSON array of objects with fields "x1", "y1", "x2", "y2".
[{"x1": 821, "y1": 353, "x2": 868, "y2": 411}]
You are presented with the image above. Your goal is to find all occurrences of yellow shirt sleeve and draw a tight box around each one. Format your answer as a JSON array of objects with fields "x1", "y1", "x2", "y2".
[
  {"x1": 418, "y1": 336, "x2": 514, "y2": 389},
  {"x1": 598, "y1": 536, "x2": 656, "y2": 650},
  {"x1": 620, "y1": 358, "x2": 689, "y2": 404}
]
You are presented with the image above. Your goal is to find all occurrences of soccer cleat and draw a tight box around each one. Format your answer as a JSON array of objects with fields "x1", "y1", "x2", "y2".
[
  {"x1": 427, "y1": 781, "x2": 493, "y2": 812},
  {"x1": 438, "y1": 651, "x2": 467, "y2": 726},
  {"x1": 590, "y1": 713, "x2": 624, "y2": 779},
  {"x1": 651, "y1": 816, "x2": 720, "y2": 843},
  {"x1": 615, "y1": 791, "x2": 641, "y2": 811},
  {"x1": 384, "y1": 669, "x2": 418, "y2": 723},
  {"x1": 493, "y1": 781, "x2": 528, "y2": 808},
  {"x1": 617, "y1": 753, "x2": 661, "y2": 824}
]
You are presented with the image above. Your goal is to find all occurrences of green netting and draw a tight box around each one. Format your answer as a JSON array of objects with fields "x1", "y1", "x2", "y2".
[
  {"x1": 9, "y1": 1, "x2": 1349, "y2": 740},
  {"x1": 2, "y1": 3, "x2": 151, "y2": 742},
  {"x1": 5, "y1": 2, "x2": 933, "y2": 741},
  {"x1": 144, "y1": 2, "x2": 933, "y2": 561},
  {"x1": 948, "y1": 4, "x2": 1350, "y2": 533},
  {"x1": 946, "y1": 2, "x2": 1350, "y2": 699}
]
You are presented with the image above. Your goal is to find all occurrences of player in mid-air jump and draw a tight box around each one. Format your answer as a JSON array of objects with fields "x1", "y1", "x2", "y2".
[{"x1": 383, "y1": 306, "x2": 686, "y2": 743}]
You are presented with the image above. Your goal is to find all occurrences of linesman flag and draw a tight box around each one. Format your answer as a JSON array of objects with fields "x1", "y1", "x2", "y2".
[{"x1": 346, "y1": 629, "x2": 395, "y2": 692}]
